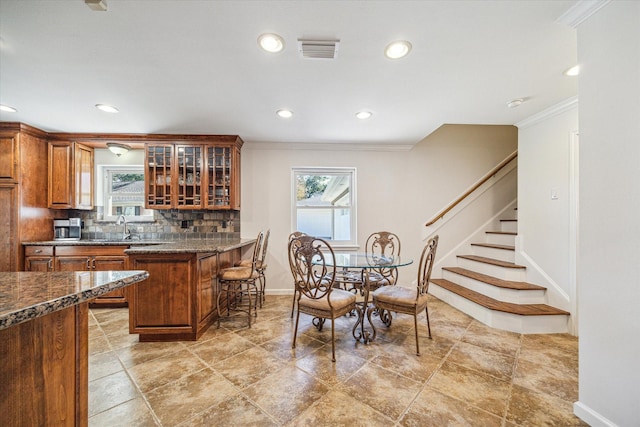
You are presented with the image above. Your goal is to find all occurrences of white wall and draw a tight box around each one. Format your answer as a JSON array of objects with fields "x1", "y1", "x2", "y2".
[
  {"x1": 240, "y1": 124, "x2": 517, "y2": 295},
  {"x1": 574, "y1": 1, "x2": 640, "y2": 426},
  {"x1": 516, "y1": 99, "x2": 578, "y2": 325}
]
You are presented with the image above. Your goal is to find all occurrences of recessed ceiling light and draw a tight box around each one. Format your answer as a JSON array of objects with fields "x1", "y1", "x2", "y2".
[
  {"x1": 0, "y1": 104, "x2": 17, "y2": 113},
  {"x1": 564, "y1": 65, "x2": 580, "y2": 76},
  {"x1": 507, "y1": 98, "x2": 524, "y2": 109},
  {"x1": 384, "y1": 40, "x2": 412, "y2": 59},
  {"x1": 276, "y1": 109, "x2": 293, "y2": 118},
  {"x1": 356, "y1": 111, "x2": 372, "y2": 120},
  {"x1": 95, "y1": 104, "x2": 119, "y2": 113},
  {"x1": 258, "y1": 33, "x2": 285, "y2": 53}
]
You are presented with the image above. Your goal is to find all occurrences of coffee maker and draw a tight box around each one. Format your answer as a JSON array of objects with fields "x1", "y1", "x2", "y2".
[{"x1": 53, "y1": 218, "x2": 82, "y2": 240}]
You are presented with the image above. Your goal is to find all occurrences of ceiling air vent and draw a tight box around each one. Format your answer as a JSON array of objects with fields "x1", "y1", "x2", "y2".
[{"x1": 298, "y1": 39, "x2": 340, "y2": 60}]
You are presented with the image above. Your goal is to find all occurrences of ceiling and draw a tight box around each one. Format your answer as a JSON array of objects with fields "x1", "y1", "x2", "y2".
[{"x1": 0, "y1": 0, "x2": 578, "y2": 146}]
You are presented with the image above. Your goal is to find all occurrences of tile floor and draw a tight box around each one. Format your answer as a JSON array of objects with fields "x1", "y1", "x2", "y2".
[{"x1": 88, "y1": 295, "x2": 586, "y2": 426}]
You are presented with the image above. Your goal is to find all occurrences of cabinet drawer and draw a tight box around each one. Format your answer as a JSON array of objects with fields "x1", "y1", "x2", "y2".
[
  {"x1": 25, "y1": 246, "x2": 54, "y2": 256},
  {"x1": 55, "y1": 245, "x2": 128, "y2": 256}
]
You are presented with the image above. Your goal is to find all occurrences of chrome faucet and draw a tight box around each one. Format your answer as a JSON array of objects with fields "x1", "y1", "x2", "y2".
[{"x1": 116, "y1": 215, "x2": 131, "y2": 240}]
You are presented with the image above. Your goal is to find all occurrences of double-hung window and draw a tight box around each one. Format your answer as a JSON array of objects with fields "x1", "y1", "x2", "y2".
[
  {"x1": 292, "y1": 167, "x2": 356, "y2": 246},
  {"x1": 101, "y1": 165, "x2": 154, "y2": 222}
]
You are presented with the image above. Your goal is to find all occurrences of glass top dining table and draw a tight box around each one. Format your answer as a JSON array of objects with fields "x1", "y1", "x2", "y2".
[{"x1": 320, "y1": 251, "x2": 413, "y2": 343}]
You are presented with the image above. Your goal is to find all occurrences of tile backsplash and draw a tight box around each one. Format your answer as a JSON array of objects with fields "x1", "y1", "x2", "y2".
[{"x1": 71, "y1": 208, "x2": 240, "y2": 241}]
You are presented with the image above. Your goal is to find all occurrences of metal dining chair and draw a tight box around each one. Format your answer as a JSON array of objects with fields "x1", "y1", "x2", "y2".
[
  {"x1": 289, "y1": 235, "x2": 357, "y2": 362},
  {"x1": 371, "y1": 235, "x2": 439, "y2": 355}
]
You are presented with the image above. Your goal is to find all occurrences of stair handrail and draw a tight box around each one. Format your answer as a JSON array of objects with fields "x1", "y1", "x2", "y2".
[{"x1": 424, "y1": 150, "x2": 518, "y2": 227}]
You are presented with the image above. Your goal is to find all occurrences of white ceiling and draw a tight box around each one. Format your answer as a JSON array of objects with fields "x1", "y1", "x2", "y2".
[{"x1": 0, "y1": 0, "x2": 578, "y2": 146}]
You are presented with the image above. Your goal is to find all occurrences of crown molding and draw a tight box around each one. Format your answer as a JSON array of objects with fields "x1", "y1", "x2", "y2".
[
  {"x1": 516, "y1": 96, "x2": 578, "y2": 129},
  {"x1": 243, "y1": 141, "x2": 414, "y2": 152},
  {"x1": 555, "y1": 0, "x2": 611, "y2": 28}
]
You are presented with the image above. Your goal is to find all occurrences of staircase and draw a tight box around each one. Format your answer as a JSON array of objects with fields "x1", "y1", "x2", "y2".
[{"x1": 429, "y1": 211, "x2": 570, "y2": 334}]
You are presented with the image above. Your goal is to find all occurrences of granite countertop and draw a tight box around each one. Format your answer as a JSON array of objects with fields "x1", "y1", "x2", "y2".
[
  {"x1": 23, "y1": 238, "x2": 256, "y2": 255},
  {"x1": 0, "y1": 270, "x2": 149, "y2": 330}
]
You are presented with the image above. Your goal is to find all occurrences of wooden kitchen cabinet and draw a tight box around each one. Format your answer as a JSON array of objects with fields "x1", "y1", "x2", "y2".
[
  {"x1": 145, "y1": 137, "x2": 242, "y2": 210},
  {"x1": 24, "y1": 246, "x2": 54, "y2": 272},
  {"x1": 48, "y1": 140, "x2": 94, "y2": 210},
  {"x1": 0, "y1": 123, "x2": 52, "y2": 272},
  {"x1": 128, "y1": 246, "x2": 243, "y2": 341},
  {"x1": 56, "y1": 246, "x2": 129, "y2": 307},
  {"x1": 24, "y1": 245, "x2": 130, "y2": 307}
]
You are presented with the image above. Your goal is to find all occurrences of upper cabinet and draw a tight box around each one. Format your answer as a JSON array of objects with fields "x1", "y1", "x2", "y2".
[
  {"x1": 146, "y1": 137, "x2": 242, "y2": 210},
  {"x1": 48, "y1": 141, "x2": 94, "y2": 210}
]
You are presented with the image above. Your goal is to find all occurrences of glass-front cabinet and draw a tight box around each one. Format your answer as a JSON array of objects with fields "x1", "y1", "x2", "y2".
[
  {"x1": 146, "y1": 144, "x2": 174, "y2": 208},
  {"x1": 145, "y1": 138, "x2": 242, "y2": 210}
]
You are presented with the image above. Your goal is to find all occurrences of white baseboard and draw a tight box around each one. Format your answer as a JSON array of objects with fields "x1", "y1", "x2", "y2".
[{"x1": 573, "y1": 401, "x2": 618, "y2": 427}]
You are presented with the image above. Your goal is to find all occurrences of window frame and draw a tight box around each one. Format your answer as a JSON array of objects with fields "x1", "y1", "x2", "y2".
[
  {"x1": 101, "y1": 165, "x2": 154, "y2": 222},
  {"x1": 291, "y1": 167, "x2": 357, "y2": 248}
]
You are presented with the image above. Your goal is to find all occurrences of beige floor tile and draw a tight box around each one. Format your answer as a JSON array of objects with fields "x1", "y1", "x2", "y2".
[
  {"x1": 88, "y1": 371, "x2": 139, "y2": 417},
  {"x1": 295, "y1": 347, "x2": 368, "y2": 387},
  {"x1": 462, "y1": 320, "x2": 521, "y2": 356},
  {"x1": 519, "y1": 337, "x2": 579, "y2": 376},
  {"x1": 371, "y1": 346, "x2": 441, "y2": 383},
  {"x1": 89, "y1": 396, "x2": 158, "y2": 427},
  {"x1": 428, "y1": 361, "x2": 511, "y2": 417},
  {"x1": 127, "y1": 348, "x2": 208, "y2": 392},
  {"x1": 506, "y1": 384, "x2": 589, "y2": 426},
  {"x1": 286, "y1": 389, "x2": 394, "y2": 427},
  {"x1": 89, "y1": 334, "x2": 112, "y2": 356},
  {"x1": 244, "y1": 366, "x2": 329, "y2": 425},
  {"x1": 213, "y1": 345, "x2": 283, "y2": 389},
  {"x1": 401, "y1": 387, "x2": 503, "y2": 427},
  {"x1": 89, "y1": 350, "x2": 124, "y2": 381},
  {"x1": 236, "y1": 315, "x2": 298, "y2": 345},
  {"x1": 190, "y1": 332, "x2": 257, "y2": 365},
  {"x1": 447, "y1": 341, "x2": 516, "y2": 381},
  {"x1": 514, "y1": 357, "x2": 579, "y2": 401},
  {"x1": 343, "y1": 363, "x2": 423, "y2": 421},
  {"x1": 116, "y1": 340, "x2": 185, "y2": 368},
  {"x1": 177, "y1": 394, "x2": 277, "y2": 427},
  {"x1": 146, "y1": 368, "x2": 239, "y2": 426},
  {"x1": 260, "y1": 331, "x2": 325, "y2": 361}
]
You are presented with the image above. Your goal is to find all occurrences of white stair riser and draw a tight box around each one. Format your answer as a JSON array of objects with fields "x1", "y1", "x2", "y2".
[
  {"x1": 500, "y1": 220, "x2": 518, "y2": 233},
  {"x1": 485, "y1": 233, "x2": 516, "y2": 246},
  {"x1": 441, "y1": 271, "x2": 547, "y2": 304},
  {"x1": 429, "y1": 285, "x2": 568, "y2": 334},
  {"x1": 457, "y1": 257, "x2": 526, "y2": 281},
  {"x1": 471, "y1": 245, "x2": 515, "y2": 263}
]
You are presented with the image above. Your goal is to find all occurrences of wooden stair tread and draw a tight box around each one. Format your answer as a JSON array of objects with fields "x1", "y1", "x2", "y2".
[
  {"x1": 500, "y1": 219, "x2": 518, "y2": 222},
  {"x1": 430, "y1": 279, "x2": 569, "y2": 316},
  {"x1": 457, "y1": 255, "x2": 526, "y2": 269},
  {"x1": 470, "y1": 243, "x2": 515, "y2": 251},
  {"x1": 485, "y1": 231, "x2": 517, "y2": 235},
  {"x1": 442, "y1": 267, "x2": 545, "y2": 290}
]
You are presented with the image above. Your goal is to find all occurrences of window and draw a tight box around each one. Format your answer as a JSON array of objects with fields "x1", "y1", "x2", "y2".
[
  {"x1": 101, "y1": 165, "x2": 154, "y2": 222},
  {"x1": 292, "y1": 167, "x2": 356, "y2": 246}
]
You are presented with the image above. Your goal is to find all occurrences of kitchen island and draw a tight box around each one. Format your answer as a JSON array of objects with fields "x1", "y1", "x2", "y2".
[
  {"x1": 124, "y1": 238, "x2": 256, "y2": 341},
  {"x1": 0, "y1": 270, "x2": 149, "y2": 427}
]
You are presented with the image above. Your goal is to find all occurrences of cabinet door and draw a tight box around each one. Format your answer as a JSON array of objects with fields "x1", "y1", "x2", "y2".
[
  {"x1": 56, "y1": 256, "x2": 91, "y2": 271},
  {"x1": 145, "y1": 144, "x2": 174, "y2": 209},
  {"x1": 92, "y1": 256, "x2": 128, "y2": 304},
  {"x1": 0, "y1": 133, "x2": 18, "y2": 182},
  {"x1": 0, "y1": 184, "x2": 17, "y2": 272},
  {"x1": 25, "y1": 257, "x2": 54, "y2": 272},
  {"x1": 176, "y1": 145, "x2": 203, "y2": 209},
  {"x1": 74, "y1": 143, "x2": 94, "y2": 210},
  {"x1": 205, "y1": 145, "x2": 233, "y2": 209},
  {"x1": 197, "y1": 254, "x2": 218, "y2": 325},
  {"x1": 48, "y1": 142, "x2": 74, "y2": 208}
]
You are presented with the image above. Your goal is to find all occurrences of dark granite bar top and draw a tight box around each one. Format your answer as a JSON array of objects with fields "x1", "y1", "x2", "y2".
[
  {"x1": 22, "y1": 238, "x2": 256, "y2": 255},
  {"x1": 0, "y1": 270, "x2": 149, "y2": 330}
]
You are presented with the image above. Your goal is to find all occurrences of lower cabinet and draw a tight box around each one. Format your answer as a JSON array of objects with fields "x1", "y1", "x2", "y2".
[
  {"x1": 128, "y1": 247, "x2": 241, "y2": 342},
  {"x1": 25, "y1": 245, "x2": 129, "y2": 307}
]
